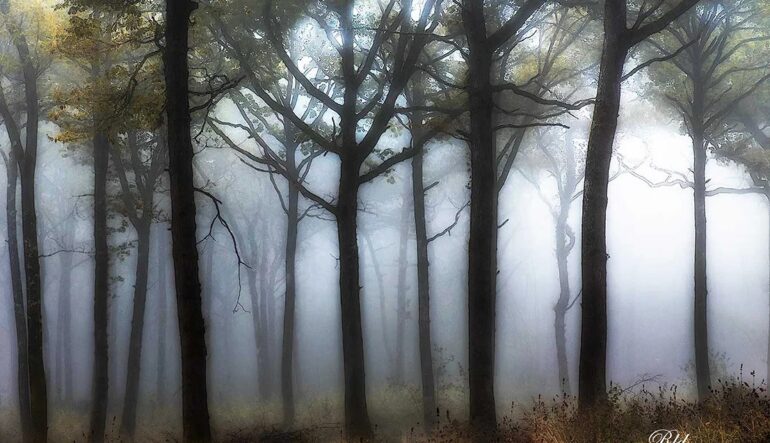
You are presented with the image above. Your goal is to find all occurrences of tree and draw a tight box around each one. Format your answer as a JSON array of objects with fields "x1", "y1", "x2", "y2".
[
  {"x1": 402, "y1": 64, "x2": 467, "y2": 428},
  {"x1": 207, "y1": 40, "x2": 332, "y2": 422},
  {"x1": 491, "y1": 7, "x2": 598, "y2": 397},
  {"x1": 518, "y1": 128, "x2": 584, "y2": 395},
  {"x1": 0, "y1": 1, "x2": 56, "y2": 439},
  {"x1": 578, "y1": 0, "x2": 700, "y2": 412},
  {"x1": 115, "y1": 128, "x2": 168, "y2": 437},
  {"x1": 163, "y1": 0, "x2": 212, "y2": 441},
  {"x1": 644, "y1": 0, "x2": 770, "y2": 401},
  {"x1": 459, "y1": 0, "x2": 587, "y2": 430},
  {"x1": 52, "y1": 3, "x2": 168, "y2": 436},
  {"x1": 0, "y1": 147, "x2": 31, "y2": 439},
  {"x1": 698, "y1": 89, "x2": 770, "y2": 388},
  {"x1": 208, "y1": 0, "x2": 446, "y2": 437}
]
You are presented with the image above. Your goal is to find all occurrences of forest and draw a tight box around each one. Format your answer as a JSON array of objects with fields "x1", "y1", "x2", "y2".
[{"x1": 1, "y1": 0, "x2": 770, "y2": 441}]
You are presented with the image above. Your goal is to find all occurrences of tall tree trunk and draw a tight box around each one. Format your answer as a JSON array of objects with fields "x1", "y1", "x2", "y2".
[
  {"x1": 155, "y1": 228, "x2": 169, "y2": 407},
  {"x1": 692, "y1": 129, "x2": 710, "y2": 401},
  {"x1": 163, "y1": 0, "x2": 212, "y2": 440},
  {"x1": 264, "y1": 259, "x2": 277, "y2": 398},
  {"x1": 554, "y1": 217, "x2": 571, "y2": 395},
  {"x1": 361, "y1": 230, "x2": 395, "y2": 364},
  {"x1": 0, "y1": 1, "x2": 46, "y2": 434},
  {"x1": 736, "y1": 113, "x2": 770, "y2": 379},
  {"x1": 554, "y1": 132, "x2": 576, "y2": 396},
  {"x1": 19, "y1": 41, "x2": 47, "y2": 443},
  {"x1": 246, "y1": 248, "x2": 266, "y2": 399},
  {"x1": 412, "y1": 142, "x2": 437, "y2": 429},
  {"x1": 55, "y1": 243, "x2": 74, "y2": 405},
  {"x1": 765, "y1": 193, "x2": 770, "y2": 386},
  {"x1": 395, "y1": 178, "x2": 411, "y2": 385},
  {"x1": 336, "y1": 2, "x2": 373, "y2": 435},
  {"x1": 90, "y1": 126, "x2": 111, "y2": 443},
  {"x1": 578, "y1": 0, "x2": 629, "y2": 412},
  {"x1": 281, "y1": 153, "x2": 299, "y2": 426},
  {"x1": 2, "y1": 150, "x2": 32, "y2": 440},
  {"x1": 120, "y1": 217, "x2": 153, "y2": 438},
  {"x1": 336, "y1": 156, "x2": 372, "y2": 439},
  {"x1": 257, "y1": 252, "x2": 271, "y2": 399},
  {"x1": 463, "y1": 4, "x2": 498, "y2": 428}
]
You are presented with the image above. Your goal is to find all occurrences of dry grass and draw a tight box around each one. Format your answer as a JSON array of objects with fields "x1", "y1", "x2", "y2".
[{"x1": 1, "y1": 372, "x2": 768, "y2": 442}]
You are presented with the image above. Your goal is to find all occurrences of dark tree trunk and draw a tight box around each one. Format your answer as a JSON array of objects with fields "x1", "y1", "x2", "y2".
[
  {"x1": 0, "y1": 6, "x2": 51, "y2": 436},
  {"x1": 463, "y1": 4, "x2": 498, "y2": 429},
  {"x1": 412, "y1": 143, "x2": 437, "y2": 430},
  {"x1": 120, "y1": 217, "x2": 153, "y2": 438},
  {"x1": 90, "y1": 128, "x2": 110, "y2": 443},
  {"x1": 2, "y1": 149, "x2": 32, "y2": 440},
  {"x1": 578, "y1": 0, "x2": 629, "y2": 412},
  {"x1": 163, "y1": 0, "x2": 212, "y2": 440},
  {"x1": 18, "y1": 38, "x2": 47, "y2": 443},
  {"x1": 336, "y1": 7, "x2": 373, "y2": 432},
  {"x1": 281, "y1": 146, "x2": 299, "y2": 426},
  {"x1": 691, "y1": 129, "x2": 711, "y2": 401},
  {"x1": 336, "y1": 156, "x2": 372, "y2": 439},
  {"x1": 395, "y1": 179, "x2": 411, "y2": 385}
]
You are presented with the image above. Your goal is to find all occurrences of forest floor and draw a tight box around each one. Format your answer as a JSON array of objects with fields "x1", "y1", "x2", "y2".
[
  {"x1": 221, "y1": 372, "x2": 770, "y2": 443},
  {"x1": 0, "y1": 372, "x2": 768, "y2": 442}
]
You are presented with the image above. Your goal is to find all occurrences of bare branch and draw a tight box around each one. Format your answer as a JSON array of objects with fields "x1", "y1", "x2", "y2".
[{"x1": 427, "y1": 201, "x2": 469, "y2": 242}]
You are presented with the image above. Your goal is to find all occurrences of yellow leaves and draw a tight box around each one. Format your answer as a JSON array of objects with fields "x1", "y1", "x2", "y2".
[
  {"x1": 2, "y1": 0, "x2": 65, "y2": 57},
  {"x1": 509, "y1": 55, "x2": 540, "y2": 85},
  {"x1": 51, "y1": 128, "x2": 85, "y2": 144}
]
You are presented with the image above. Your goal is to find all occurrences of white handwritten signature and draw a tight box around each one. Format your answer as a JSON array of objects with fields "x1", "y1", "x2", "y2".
[{"x1": 648, "y1": 429, "x2": 690, "y2": 443}]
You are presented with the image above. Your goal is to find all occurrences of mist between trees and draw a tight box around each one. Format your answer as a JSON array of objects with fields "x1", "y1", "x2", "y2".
[{"x1": 1, "y1": 0, "x2": 770, "y2": 442}]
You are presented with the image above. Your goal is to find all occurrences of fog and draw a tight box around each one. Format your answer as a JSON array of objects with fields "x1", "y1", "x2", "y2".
[
  {"x1": 2, "y1": 80, "x2": 767, "y2": 432},
  {"x1": 1, "y1": 0, "x2": 769, "y2": 441}
]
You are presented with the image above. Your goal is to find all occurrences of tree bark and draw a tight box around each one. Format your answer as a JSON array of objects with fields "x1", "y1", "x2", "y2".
[
  {"x1": 246, "y1": 248, "x2": 264, "y2": 399},
  {"x1": 463, "y1": 3, "x2": 498, "y2": 429},
  {"x1": 691, "y1": 128, "x2": 711, "y2": 401},
  {"x1": 163, "y1": 0, "x2": 212, "y2": 440},
  {"x1": 554, "y1": 132, "x2": 577, "y2": 396},
  {"x1": 336, "y1": 156, "x2": 372, "y2": 439},
  {"x1": 256, "y1": 249, "x2": 271, "y2": 400},
  {"x1": 0, "y1": 19, "x2": 47, "y2": 428},
  {"x1": 2, "y1": 149, "x2": 32, "y2": 440},
  {"x1": 578, "y1": 0, "x2": 629, "y2": 412},
  {"x1": 765, "y1": 193, "x2": 770, "y2": 386},
  {"x1": 120, "y1": 217, "x2": 153, "y2": 438},
  {"x1": 336, "y1": 5, "x2": 373, "y2": 434},
  {"x1": 18, "y1": 34, "x2": 47, "y2": 443},
  {"x1": 155, "y1": 228, "x2": 169, "y2": 407},
  {"x1": 395, "y1": 178, "x2": 411, "y2": 385},
  {"x1": 90, "y1": 126, "x2": 110, "y2": 443},
  {"x1": 412, "y1": 142, "x2": 437, "y2": 430},
  {"x1": 281, "y1": 144, "x2": 299, "y2": 426},
  {"x1": 554, "y1": 216, "x2": 572, "y2": 395}
]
